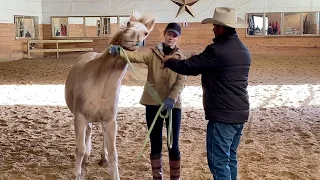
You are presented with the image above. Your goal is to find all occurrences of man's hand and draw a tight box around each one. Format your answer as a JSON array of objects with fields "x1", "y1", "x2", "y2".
[
  {"x1": 163, "y1": 98, "x2": 175, "y2": 111},
  {"x1": 108, "y1": 45, "x2": 120, "y2": 56},
  {"x1": 163, "y1": 58, "x2": 175, "y2": 68},
  {"x1": 163, "y1": 55, "x2": 175, "y2": 61}
]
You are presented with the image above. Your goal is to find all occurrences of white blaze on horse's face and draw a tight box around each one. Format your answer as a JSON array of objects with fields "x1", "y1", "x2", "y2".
[{"x1": 118, "y1": 13, "x2": 155, "y2": 51}]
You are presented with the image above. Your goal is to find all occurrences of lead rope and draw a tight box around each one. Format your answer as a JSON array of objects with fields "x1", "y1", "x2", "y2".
[{"x1": 110, "y1": 46, "x2": 173, "y2": 160}]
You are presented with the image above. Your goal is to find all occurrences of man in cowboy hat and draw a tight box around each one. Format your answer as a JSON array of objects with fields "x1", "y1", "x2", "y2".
[{"x1": 163, "y1": 7, "x2": 251, "y2": 180}]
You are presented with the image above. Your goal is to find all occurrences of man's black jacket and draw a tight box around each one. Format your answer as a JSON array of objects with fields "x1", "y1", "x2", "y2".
[{"x1": 164, "y1": 32, "x2": 251, "y2": 124}]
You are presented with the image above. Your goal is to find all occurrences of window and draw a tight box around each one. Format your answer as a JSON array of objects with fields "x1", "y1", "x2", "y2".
[
  {"x1": 302, "y1": 12, "x2": 319, "y2": 35},
  {"x1": 102, "y1": 17, "x2": 117, "y2": 35},
  {"x1": 52, "y1": 17, "x2": 68, "y2": 37},
  {"x1": 284, "y1": 13, "x2": 301, "y2": 35},
  {"x1": 15, "y1": 16, "x2": 37, "y2": 38},
  {"x1": 68, "y1": 17, "x2": 84, "y2": 37},
  {"x1": 265, "y1": 13, "x2": 281, "y2": 35},
  {"x1": 51, "y1": 16, "x2": 130, "y2": 38},
  {"x1": 119, "y1": 16, "x2": 131, "y2": 26},
  {"x1": 246, "y1": 11, "x2": 320, "y2": 36},
  {"x1": 247, "y1": 13, "x2": 263, "y2": 35},
  {"x1": 85, "y1": 17, "x2": 101, "y2": 37}
]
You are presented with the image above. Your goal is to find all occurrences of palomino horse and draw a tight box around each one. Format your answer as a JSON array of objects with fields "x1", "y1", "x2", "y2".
[{"x1": 64, "y1": 12, "x2": 155, "y2": 180}]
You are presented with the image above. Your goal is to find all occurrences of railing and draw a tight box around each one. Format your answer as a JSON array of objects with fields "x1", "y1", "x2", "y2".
[{"x1": 27, "y1": 39, "x2": 94, "y2": 59}]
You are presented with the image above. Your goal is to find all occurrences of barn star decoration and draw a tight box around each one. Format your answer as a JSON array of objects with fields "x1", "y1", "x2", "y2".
[{"x1": 171, "y1": 0, "x2": 199, "y2": 18}]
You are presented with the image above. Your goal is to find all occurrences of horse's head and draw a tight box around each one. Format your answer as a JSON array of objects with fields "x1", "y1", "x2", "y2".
[{"x1": 117, "y1": 11, "x2": 155, "y2": 51}]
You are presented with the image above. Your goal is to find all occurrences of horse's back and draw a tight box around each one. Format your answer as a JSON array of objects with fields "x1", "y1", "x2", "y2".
[{"x1": 73, "y1": 52, "x2": 102, "y2": 67}]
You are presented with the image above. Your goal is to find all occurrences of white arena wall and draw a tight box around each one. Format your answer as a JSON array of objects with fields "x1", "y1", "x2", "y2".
[
  {"x1": 41, "y1": 0, "x2": 320, "y2": 23},
  {"x1": 0, "y1": 0, "x2": 42, "y2": 23}
]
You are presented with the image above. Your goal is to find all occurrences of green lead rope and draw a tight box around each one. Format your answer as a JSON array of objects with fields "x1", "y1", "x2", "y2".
[{"x1": 112, "y1": 46, "x2": 173, "y2": 160}]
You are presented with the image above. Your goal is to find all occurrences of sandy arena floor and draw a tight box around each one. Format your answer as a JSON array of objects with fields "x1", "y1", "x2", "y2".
[{"x1": 0, "y1": 54, "x2": 320, "y2": 180}]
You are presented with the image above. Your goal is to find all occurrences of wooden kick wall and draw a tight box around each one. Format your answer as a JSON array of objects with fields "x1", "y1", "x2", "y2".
[
  {"x1": 1, "y1": 22, "x2": 320, "y2": 61},
  {"x1": 38, "y1": 22, "x2": 320, "y2": 57},
  {"x1": 145, "y1": 23, "x2": 320, "y2": 57},
  {"x1": 0, "y1": 23, "x2": 45, "y2": 61}
]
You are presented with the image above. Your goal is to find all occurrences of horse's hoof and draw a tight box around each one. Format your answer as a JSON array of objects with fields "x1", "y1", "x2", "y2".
[
  {"x1": 98, "y1": 159, "x2": 108, "y2": 166},
  {"x1": 83, "y1": 155, "x2": 90, "y2": 164},
  {"x1": 74, "y1": 173, "x2": 82, "y2": 180}
]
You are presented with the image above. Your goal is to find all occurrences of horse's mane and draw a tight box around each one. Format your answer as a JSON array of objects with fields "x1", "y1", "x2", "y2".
[
  {"x1": 103, "y1": 12, "x2": 155, "y2": 54},
  {"x1": 135, "y1": 12, "x2": 156, "y2": 31},
  {"x1": 108, "y1": 30, "x2": 124, "y2": 45}
]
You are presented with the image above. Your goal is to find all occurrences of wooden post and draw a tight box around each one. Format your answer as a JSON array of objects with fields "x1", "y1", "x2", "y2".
[{"x1": 56, "y1": 42, "x2": 59, "y2": 58}]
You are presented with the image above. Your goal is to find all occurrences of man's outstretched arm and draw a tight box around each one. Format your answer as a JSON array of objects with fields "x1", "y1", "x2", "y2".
[{"x1": 164, "y1": 45, "x2": 218, "y2": 76}]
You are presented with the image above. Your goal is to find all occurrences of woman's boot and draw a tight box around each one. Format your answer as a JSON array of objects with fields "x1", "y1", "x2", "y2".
[
  {"x1": 150, "y1": 153, "x2": 163, "y2": 180},
  {"x1": 169, "y1": 158, "x2": 180, "y2": 180}
]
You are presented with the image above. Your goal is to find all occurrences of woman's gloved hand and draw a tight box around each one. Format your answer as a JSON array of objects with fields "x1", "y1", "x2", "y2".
[
  {"x1": 163, "y1": 98, "x2": 175, "y2": 111},
  {"x1": 108, "y1": 45, "x2": 120, "y2": 56}
]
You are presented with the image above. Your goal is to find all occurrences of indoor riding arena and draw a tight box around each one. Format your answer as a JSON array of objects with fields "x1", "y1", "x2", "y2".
[{"x1": 0, "y1": 0, "x2": 320, "y2": 180}]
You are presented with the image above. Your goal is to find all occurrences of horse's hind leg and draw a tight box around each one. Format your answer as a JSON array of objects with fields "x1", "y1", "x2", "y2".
[
  {"x1": 101, "y1": 119, "x2": 119, "y2": 180},
  {"x1": 73, "y1": 113, "x2": 88, "y2": 179},
  {"x1": 83, "y1": 123, "x2": 92, "y2": 164}
]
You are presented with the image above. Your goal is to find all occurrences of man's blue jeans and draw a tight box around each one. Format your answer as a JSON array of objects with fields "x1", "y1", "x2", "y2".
[{"x1": 206, "y1": 120, "x2": 244, "y2": 180}]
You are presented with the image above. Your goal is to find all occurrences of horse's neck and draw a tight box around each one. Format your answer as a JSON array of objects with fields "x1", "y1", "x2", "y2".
[
  {"x1": 97, "y1": 56, "x2": 128, "y2": 89},
  {"x1": 94, "y1": 31, "x2": 129, "y2": 86},
  {"x1": 98, "y1": 30, "x2": 123, "y2": 63}
]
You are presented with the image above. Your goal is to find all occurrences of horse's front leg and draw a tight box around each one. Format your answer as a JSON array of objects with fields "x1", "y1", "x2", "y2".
[
  {"x1": 83, "y1": 123, "x2": 92, "y2": 164},
  {"x1": 73, "y1": 113, "x2": 88, "y2": 180},
  {"x1": 98, "y1": 121, "x2": 108, "y2": 167},
  {"x1": 101, "y1": 119, "x2": 119, "y2": 180}
]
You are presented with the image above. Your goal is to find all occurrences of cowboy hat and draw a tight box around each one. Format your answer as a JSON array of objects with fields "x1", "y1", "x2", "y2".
[{"x1": 201, "y1": 7, "x2": 247, "y2": 28}]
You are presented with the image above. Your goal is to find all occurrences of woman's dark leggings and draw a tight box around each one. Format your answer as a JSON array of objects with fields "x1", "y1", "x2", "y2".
[{"x1": 145, "y1": 105, "x2": 181, "y2": 160}]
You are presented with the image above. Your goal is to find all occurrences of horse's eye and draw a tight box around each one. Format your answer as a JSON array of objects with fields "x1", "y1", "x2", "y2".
[
  {"x1": 145, "y1": 32, "x2": 148, "y2": 36},
  {"x1": 127, "y1": 22, "x2": 130, "y2": 26}
]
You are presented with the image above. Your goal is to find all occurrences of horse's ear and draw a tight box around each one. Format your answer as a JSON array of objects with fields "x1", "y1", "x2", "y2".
[
  {"x1": 145, "y1": 19, "x2": 155, "y2": 31},
  {"x1": 130, "y1": 11, "x2": 139, "y2": 21}
]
